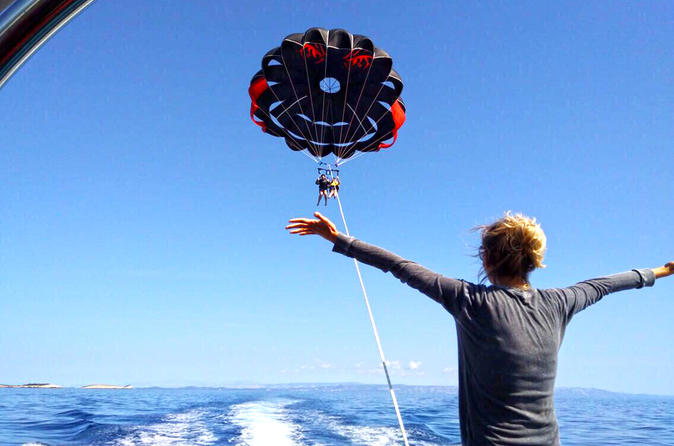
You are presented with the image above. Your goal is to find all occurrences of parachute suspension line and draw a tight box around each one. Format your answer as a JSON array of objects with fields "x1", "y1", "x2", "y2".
[
  {"x1": 337, "y1": 43, "x2": 375, "y2": 159},
  {"x1": 318, "y1": 30, "x2": 331, "y2": 149},
  {"x1": 254, "y1": 77, "x2": 318, "y2": 157},
  {"x1": 300, "y1": 148, "x2": 320, "y2": 163},
  {"x1": 279, "y1": 48, "x2": 323, "y2": 157},
  {"x1": 300, "y1": 38, "x2": 323, "y2": 156},
  {"x1": 333, "y1": 191, "x2": 410, "y2": 446},
  {"x1": 338, "y1": 79, "x2": 393, "y2": 156},
  {"x1": 335, "y1": 149, "x2": 368, "y2": 167},
  {"x1": 250, "y1": 103, "x2": 320, "y2": 163},
  {"x1": 338, "y1": 127, "x2": 397, "y2": 161},
  {"x1": 337, "y1": 59, "x2": 399, "y2": 159},
  {"x1": 335, "y1": 33, "x2": 356, "y2": 160}
]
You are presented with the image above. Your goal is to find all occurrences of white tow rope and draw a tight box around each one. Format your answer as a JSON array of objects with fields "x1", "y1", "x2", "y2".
[{"x1": 334, "y1": 191, "x2": 410, "y2": 446}]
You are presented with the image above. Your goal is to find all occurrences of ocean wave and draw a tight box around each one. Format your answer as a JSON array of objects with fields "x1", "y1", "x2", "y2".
[
  {"x1": 110, "y1": 409, "x2": 216, "y2": 445},
  {"x1": 54, "y1": 409, "x2": 94, "y2": 419},
  {"x1": 15, "y1": 417, "x2": 104, "y2": 444},
  {"x1": 227, "y1": 399, "x2": 304, "y2": 446}
]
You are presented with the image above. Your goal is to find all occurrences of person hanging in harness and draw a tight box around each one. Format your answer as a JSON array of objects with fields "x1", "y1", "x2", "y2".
[
  {"x1": 315, "y1": 174, "x2": 330, "y2": 206},
  {"x1": 328, "y1": 176, "x2": 340, "y2": 199},
  {"x1": 285, "y1": 211, "x2": 673, "y2": 446}
]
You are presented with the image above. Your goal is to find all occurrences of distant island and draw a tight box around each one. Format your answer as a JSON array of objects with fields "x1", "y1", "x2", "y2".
[
  {"x1": 82, "y1": 384, "x2": 133, "y2": 389},
  {"x1": 0, "y1": 383, "x2": 133, "y2": 389}
]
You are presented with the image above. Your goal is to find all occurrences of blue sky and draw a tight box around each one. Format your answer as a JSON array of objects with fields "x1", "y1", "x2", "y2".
[{"x1": 1, "y1": 0, "x2": 672, "y2": 394}]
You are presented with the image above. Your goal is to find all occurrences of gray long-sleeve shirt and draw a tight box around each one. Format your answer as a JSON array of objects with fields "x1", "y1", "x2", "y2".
[{"x1": 332, "y1": 234, "x2": 655, "y2": 446}]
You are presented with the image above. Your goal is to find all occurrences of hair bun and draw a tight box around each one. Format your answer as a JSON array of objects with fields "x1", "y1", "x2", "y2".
[{"x1": 478, "y1": 211, "x2": 547, "y2": 282}]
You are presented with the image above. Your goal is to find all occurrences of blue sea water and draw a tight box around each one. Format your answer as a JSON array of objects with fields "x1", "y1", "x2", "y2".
[{"x1": 0, "y1": 385, "x2": 673, "y2": 445}]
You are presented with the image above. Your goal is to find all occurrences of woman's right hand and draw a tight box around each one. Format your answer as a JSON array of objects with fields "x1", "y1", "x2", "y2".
[{"x1": 652, "y1": 262, "x2": 674, "y2": 279}]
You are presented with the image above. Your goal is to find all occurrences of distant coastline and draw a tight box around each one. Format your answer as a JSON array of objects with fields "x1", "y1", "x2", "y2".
[
  {"x1": 0, "y1": 383, "x2": 132, "y2": 389},
  {"x1": 0, "y1": 383, "x2": 670, "y2": 397}
]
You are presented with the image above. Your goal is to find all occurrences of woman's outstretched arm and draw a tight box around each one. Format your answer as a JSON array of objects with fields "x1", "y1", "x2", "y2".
[
  {"x1": 286, "y1": 212, "x2": 472, "y2": 315},
  {"x1": 557, "y1": 262, "x2": 672, "y2": 321}
]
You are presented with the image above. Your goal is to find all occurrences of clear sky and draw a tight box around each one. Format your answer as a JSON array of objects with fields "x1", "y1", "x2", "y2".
[{"x1": 0, "y1": 0, "x2": 672, "y2": 394}]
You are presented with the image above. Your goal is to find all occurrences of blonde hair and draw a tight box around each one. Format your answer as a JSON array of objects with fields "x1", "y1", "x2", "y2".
[{"x1": 477, "y1": 212, "x2": 546, "y2": 283}]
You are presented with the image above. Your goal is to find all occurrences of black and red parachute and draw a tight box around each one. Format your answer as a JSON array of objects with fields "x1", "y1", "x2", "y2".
[{"x1": 249, "y1": 27, "x2": 406, "y2": 161}]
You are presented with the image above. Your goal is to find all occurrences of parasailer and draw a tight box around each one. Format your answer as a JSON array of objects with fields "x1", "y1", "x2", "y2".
[
  {"x1": 315, "y1": 173, "x2": 329, "y2": 206},
  {"x1": 328, "y1": 176, "x2": 340, "y2": 199},
  {"x1": 249, "y1": 27, "x2": 412, "y2": 445}
]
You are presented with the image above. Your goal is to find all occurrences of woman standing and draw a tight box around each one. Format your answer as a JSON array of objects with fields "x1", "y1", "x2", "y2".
[{"x1": 286, "y1": 211, "x2": 673, "y2": 446}]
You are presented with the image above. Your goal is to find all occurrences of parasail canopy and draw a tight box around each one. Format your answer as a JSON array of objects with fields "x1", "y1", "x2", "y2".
[{"x1": 249, "y1": 27, "x2": 406, "y2": 162}]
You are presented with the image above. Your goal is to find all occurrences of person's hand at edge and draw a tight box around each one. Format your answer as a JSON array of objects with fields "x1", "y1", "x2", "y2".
[{"x1": 652, "y1": 262, "x2": 674, "y2": 279}]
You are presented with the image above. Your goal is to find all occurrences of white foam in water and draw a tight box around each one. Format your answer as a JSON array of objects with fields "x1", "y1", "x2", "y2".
[
  {"x1": 331, "y1": 423, "x2": 402, "y2": 446},
  {"x1": 228, "y1": 399, "x2": 303, "y2": 446},
  {"x1": 308, "y1": 410, "x2": 442, "y2": 446},
  {"x1": 113, "y1": 409, "x2": 216, "y2": 445}
]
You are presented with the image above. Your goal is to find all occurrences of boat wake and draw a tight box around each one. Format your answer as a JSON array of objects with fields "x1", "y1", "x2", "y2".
[
  {"x1": 227, "y1": 399, "x2": 304, "y2": 446},
  {"x1": 111, "y1": 409, "x2": 216, "y2": 446}
]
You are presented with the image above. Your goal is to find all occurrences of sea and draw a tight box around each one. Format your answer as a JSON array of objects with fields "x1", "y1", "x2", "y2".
[{"x1": 1, "y1": 384, "x2": 673, "y2": 446}]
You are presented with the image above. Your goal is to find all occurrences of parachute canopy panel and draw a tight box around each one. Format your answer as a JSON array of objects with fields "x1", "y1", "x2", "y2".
[
  {"x1": 249, "y1": 27, "x2": 406, "y2": 161},
  {"x1": 0, "y1": 0, "x2": 95, "y2": 89}
]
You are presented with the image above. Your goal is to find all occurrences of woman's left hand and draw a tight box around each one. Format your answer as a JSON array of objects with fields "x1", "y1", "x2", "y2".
[{"x1": 286, "y1": 212, "x2": 340, "y2": 243}]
